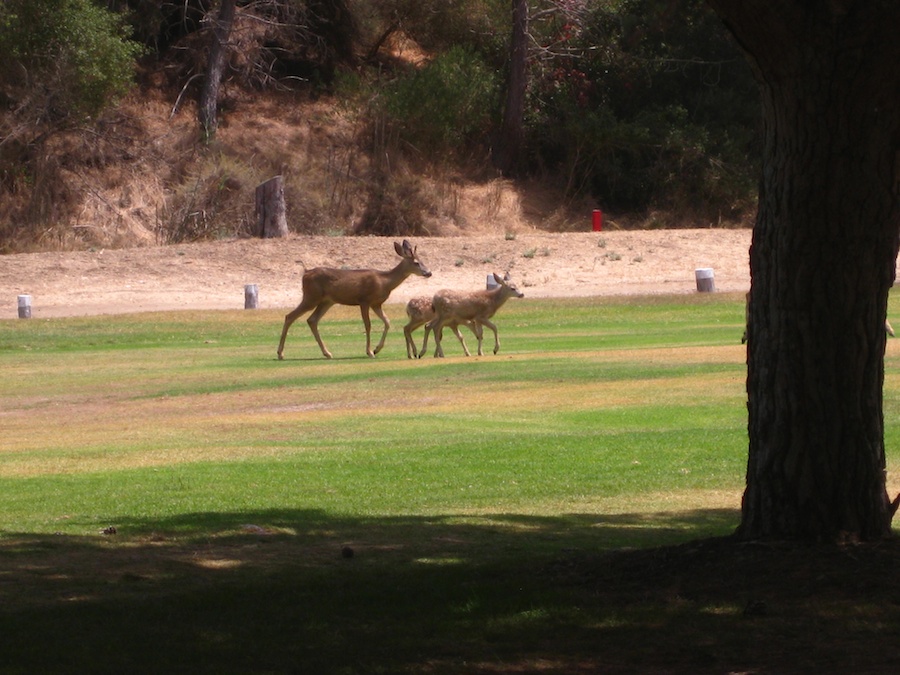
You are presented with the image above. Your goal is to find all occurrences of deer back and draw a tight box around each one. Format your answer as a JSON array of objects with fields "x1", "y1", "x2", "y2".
[
  {"x1": 296, "y1": 267, "x2": 381, "y2": 306},
  {"x1": 433, "y1": 274, "x2": 523, "y2": 322},
  {"x1": 406, "y1": 296, "x2": 435, "y2": 324},
  {"x1": 432, "y1": 288, "x2": 502, "y2": 322},
  {"x1": 300, "y1": 239, "x2": 430, "y2": 308}
]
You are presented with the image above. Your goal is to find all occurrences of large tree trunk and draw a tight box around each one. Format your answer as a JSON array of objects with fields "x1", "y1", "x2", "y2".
[
  {"x1": 199, "y1": 0, "x2": 236, "y2": 142},
  {"x1": 707, "y1": 1, "x2": 900, "y2": 540},
  {"x1": 492, "y1": 0, "x2": 528, "y2": 176}
]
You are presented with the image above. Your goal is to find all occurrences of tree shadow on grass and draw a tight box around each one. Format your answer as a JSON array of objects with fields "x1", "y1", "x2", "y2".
[{"x1": 2, "y1": 508, "x2": 900, "y2": 674}]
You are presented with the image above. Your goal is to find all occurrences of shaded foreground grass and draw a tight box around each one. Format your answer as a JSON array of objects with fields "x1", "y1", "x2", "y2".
[{"x1": 1, "y1": 294, "x2": 900, "y2": 673}]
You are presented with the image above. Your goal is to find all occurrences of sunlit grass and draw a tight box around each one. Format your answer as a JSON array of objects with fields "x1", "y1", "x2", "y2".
[
  {"x1": 0, "y1": 298, "x2": 752, "y2": 536},
  {"x1": 3, "y1": 293, "x2": 900, "y2": 533},
  {"x1": 2, "y1": 293, "x2": 900, "y2": 673}
]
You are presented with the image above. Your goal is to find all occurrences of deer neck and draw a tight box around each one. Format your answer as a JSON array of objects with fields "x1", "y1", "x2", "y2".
[
  {"x1": 382, "y1": 260, "x2": 414, "y2": 292},
  {"x1": 487, "y1": 287, "x2": 509, "y2": 309}
]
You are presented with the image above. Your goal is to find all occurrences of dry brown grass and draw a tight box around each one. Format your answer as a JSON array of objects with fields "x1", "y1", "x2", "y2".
[{"x1": 2, "y1": 78, "x2": 743, "y2": 254}]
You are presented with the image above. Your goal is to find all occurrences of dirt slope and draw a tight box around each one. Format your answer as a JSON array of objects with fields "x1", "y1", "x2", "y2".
[{"x1": 0, "y1": 229, "x2": 751, "y2": 318}]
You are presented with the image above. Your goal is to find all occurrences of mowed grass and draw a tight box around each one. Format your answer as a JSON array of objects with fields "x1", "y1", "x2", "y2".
[
  {"x1": 2, "y1": 292, "x2": 900, "y2": 673},
  {"x1": 0, "y1": 295, "x2": 750, "y2": 530}
]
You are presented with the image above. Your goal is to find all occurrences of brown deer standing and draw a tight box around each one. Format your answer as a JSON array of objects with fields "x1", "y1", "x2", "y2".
[
  {"x1": 403, "y1": 296, "x2": 477, "y2": 359},
  {"x1": 423, "y1": 273, "x2": 524, "y2": 358},
  {"x1": 277, "y1": 239, "x2": 431, "y2": 359}
]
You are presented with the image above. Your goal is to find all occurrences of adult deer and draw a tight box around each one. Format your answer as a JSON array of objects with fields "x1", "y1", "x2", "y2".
[
  {"x1": 423, "y1": 273, "x2": 524, "y2": 358},
  {"x1": 403, "y1": 296, "x2": 478, "y2": 359},
  {"x1": 277, "y1": 239, "x2": 431, "y2": 359}
]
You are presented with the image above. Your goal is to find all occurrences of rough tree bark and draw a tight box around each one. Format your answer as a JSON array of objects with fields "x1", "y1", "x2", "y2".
[
  {"x1": 493, "y1": 0, "x2": 528, "y2": 176},
  {"x1": 255, "y1": 176, "x2": 289, "y2": 238},
  {"x1": 199, "y1": 0, "x2": 236, "y2": 142},
  {"x1": 706, "y1": 1, "x2": 900, "y2": 540}
]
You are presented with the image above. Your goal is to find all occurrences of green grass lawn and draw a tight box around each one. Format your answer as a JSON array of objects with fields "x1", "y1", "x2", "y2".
[{"x1": 1, "y1": 293, "x2": 899, "y2": 673}]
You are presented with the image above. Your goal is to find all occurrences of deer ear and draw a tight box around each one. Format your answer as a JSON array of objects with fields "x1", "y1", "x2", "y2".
[
  {"x1": 394, "y1": 241, "x2": 404, "y2": 256},
  {"x1": 493, "y1": 273, "x2": 504, "y2": 285}
]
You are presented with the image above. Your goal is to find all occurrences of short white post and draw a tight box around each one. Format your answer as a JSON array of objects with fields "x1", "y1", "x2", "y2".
[
  {"x1": 695, "y1": 268, "x2": 716, "y2": 293},
  {"x1": 17, "y1": 295, "x2": 32, "y2": 319},
  {"x1": 486, "y1": 274, "x2": 499, "y2": 290},
  {"x1": 244, "y1": 284, "x2": 259, "y2": 309}
]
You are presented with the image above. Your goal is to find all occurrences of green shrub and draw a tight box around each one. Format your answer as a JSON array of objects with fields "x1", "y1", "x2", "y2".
[
  {"x1": 0, "y1": 0, "x2": 143, "y2": 119},
  {"x1": 379, "y1": 45, "x2": 501, "y2": 155},
  {"x1": 0, "y1": 0, "x2": 144, "y2": 239},
  {"x1": 353, "y1": 171, "x2": 433, "y2": 237},
  {"x1": 524, "y1": 0, "x2": 759, "y2": 221}
]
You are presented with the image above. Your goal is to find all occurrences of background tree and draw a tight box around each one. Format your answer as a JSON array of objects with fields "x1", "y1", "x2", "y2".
[
  {"x1": 524, "y1": 0, "x2": 758, "y2": 220},
  {"x1": 0, "y1": 0, "x2": 142, "y2": 233},
  {"x1": 706, "y1": 0, "x2": 900, "y2": 540},
  {"x1": 493, "y1": 0, "x2": 528, "y2": 176},
  {"x1": 0, "y1": 0, "x2": 141, "y2": 126},
  {"x1": 198, "y1": 0, "x2": 236, "y2": 141}
]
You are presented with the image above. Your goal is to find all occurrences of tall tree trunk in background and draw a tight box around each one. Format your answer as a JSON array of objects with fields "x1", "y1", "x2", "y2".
[
  {"x1": 493, "y1": 0, "x2": 528, "y2": 176},
  {"x1": 706, "y1": 0, "x2": 900, "y2": 540},
  {"x1": 199, "y1": 0, "x2": 236, "y2": 142}
]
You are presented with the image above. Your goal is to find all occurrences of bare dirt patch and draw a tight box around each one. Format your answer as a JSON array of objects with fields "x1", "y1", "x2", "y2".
[{"x1": 0, "y1": 229, "x2": 751, "y2": 318}]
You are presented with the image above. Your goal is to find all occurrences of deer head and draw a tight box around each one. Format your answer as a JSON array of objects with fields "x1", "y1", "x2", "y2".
[
  {"x1": 491, "y1": 272, "x2": 524, "y2": 298},
  {"x1": 396, "y1": 239, "x2": 432, "y2": 278}
]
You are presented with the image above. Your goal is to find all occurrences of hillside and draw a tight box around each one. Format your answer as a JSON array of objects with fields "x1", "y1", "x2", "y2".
[
  {"x1": 1, "y1": 0, "x2": 760, "y2": 254},
  {"x1": 1, "y1": 74, "x2": 756, "y2": 318},
  {"x1": 4, "y1": 85, "x2": 624, "y2": 253}
]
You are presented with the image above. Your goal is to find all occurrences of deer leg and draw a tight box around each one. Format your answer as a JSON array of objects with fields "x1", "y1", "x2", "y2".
[
  {"x1": 449, "y1": 322, "x2": 471, "y2": 357},
  {"x1": 471, "y1": 321, "x2": 485, "y2": 356},
  {"x1": 307, "y1": 301, "x2": 335, "y2": 359},
  {"x1": 358, "y1": 305, "x2": 375, "y2": 357},
  {"x1": 371, "y1": 305, "x2": 390, "y2": 356},
  {"x1": 404, "y1": 321, "x2": 421, "y2": 359},
  {"x1": 432, "y1": 320, "x2": 446, "y2": 358},
  {"x1": 277, "y1": 299, "x2": 316, "y2": 359},
  {"x1": 480, "y1": 318, "x2": 500, "y2": 354},
  {"x1": 467, "y1": 320, "x2": 483, "y2": 355},
  {"x1": 419, "y1": 319, "x2": 435, "y2": 359}
]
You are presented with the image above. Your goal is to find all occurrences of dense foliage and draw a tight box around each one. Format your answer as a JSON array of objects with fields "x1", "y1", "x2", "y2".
[
  {"x1": 527, "y1": 0, "x2": 759, "y2": 218},
  {"x1": 0, "y1": 0, "x2": 760, "y2": 249},
  {"x1": 361, "y1": 0, "x2": 758, "y2": 221},
  {"x1": 0, "y1": 0, "x2": 142, "y2": 120},
  {"x1": 381, "y1": 45, "x2": 502, "y2": 153}
]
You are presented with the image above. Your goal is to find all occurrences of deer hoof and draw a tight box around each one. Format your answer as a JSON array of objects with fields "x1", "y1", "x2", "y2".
[{"x1": 277, "y1": 353, "x2": 284, "y2": 360}]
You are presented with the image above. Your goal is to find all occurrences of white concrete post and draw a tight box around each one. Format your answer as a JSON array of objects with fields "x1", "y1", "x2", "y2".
[
  {"x1": 17, "y1": 295, "x2": 32, "y2": 319},
  {"x1": 244, "y1": 284, "x2": 259, "y2": 309}
]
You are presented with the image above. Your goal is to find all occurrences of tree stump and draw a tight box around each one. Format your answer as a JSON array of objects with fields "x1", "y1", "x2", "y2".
[{"x1": 255, "y1": 176, "x2": 289, "y2": 238}]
